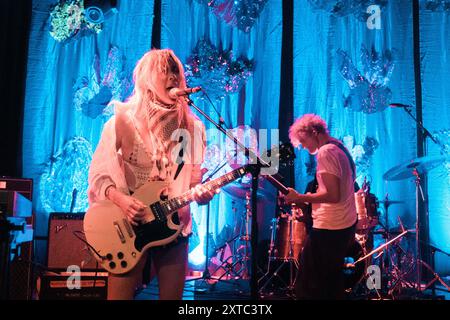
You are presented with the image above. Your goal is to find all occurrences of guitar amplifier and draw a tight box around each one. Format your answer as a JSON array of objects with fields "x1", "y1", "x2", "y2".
[
  {"x1": 0, "y1": 177, "x2": 33, "y2": 201},
  {"x1": 37, "y1": 271, "x2": 108, "y2": 300},
  {"x1": 0, "y1": 177, "x2": 34, "y2": 300},
  {"x1": 47, "y1": 213, "x2": 103, "y2": 271}
]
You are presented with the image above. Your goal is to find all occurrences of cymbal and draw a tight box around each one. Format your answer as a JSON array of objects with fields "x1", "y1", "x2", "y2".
[
  {"x1": 383, "y1": 155, "x2": 446, "y2": 181},
  {"x1": 222, "y1": 182, "x2": 274, "y2": 201}
]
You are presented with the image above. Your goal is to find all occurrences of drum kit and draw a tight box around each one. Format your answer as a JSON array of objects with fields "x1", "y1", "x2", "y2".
[
  {"x1": 254, "y1": 154, "x2": 448, "y2": 299},
  {"x1": 202, "y1": 122, "x2": 448, "y2": 299}
]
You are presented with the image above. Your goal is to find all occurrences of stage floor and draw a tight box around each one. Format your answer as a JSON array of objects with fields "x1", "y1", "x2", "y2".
[{"x1": 134, "y1": 277, "x2": 450, "y2": 301}]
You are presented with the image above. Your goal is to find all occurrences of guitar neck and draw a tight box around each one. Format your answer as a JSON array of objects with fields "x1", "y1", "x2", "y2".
[
  {"x1": 162, "y1": 166, "x2": 248, "y2": 213},
  {"x1": 265, "y1": 175, "x2": 289, "y2": 195}
]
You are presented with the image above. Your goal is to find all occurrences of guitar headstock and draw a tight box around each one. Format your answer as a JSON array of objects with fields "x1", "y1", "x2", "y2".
[
  {"x1": 278, "y1": 142, "x2": 296, "y2": 166},
  {"x1": 237, "y1": 142, "x2": 296, "y2": 176},
  {"x1": 264, "y1": 142, "x2": 295, "y2": 166}
]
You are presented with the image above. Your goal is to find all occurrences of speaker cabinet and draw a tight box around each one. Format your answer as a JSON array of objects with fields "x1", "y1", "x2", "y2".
[
  {"x1": 0, "y1": 177, "x2": 33, "y2": 201},
  {"x1": 47, "y1": 213, "x2": 102, "y2": 271},
  {"x1": 37, "y1": 271, "x2": 107, "y2": 300},
  {"x1": 0, "y1": 177, "x2": 34, "y2": 300}
]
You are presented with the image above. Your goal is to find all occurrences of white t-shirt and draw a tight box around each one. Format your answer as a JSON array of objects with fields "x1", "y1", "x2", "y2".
[{"x1": 311, "y1": 143, "x2": 357, "y2": 230}]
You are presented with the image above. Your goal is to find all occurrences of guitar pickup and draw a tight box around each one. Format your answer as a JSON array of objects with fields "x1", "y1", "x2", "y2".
[
  {"x1": 122, "y1": 219, "x2": 134, "y2": 238},
  {"x1": 150, "y1": 202, "x2": 167, "y2": 222},
  {"x1": 113, "y1": 222, "x2": 126, "y2": 244}
]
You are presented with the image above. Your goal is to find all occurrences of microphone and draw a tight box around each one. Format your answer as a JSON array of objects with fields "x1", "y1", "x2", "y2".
[
  {"x1": 389, "y1": 103, "x2": 412, "y2": 108},
  {"x1": 169, "y1": 87, "x2": 202, "y2": 99}
]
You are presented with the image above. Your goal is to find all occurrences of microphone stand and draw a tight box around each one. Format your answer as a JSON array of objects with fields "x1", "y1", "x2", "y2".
[
  {"x1": 186, "y1": 96, "x2": 271, "y2": 300},
  {"x1": 396, "y1": 104, "x2": 439, "y2": 145}
]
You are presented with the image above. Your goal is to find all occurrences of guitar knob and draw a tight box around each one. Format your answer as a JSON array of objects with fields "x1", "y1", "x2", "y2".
[
  {"x1": 109, "y1": 261, "x2": 116, "y2": 269},
  {"x1": 121, "y1": 261, "x2": 127, "y2": 268},
  {"x1": 106, "y1": 253, "x2": 113, "y2": 261},
  {"x1": 117, "y1": 252, "x2": 124, "y2": 259}
]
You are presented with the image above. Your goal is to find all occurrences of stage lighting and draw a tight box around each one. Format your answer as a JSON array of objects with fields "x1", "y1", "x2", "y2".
[{"x1": 84, "y1": 0, "x2": 118, "y2": 24}]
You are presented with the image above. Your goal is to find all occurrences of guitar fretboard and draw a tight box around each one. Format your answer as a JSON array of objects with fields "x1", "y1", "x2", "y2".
[{"x1": 161, "y1": 167, "x2": 247, "y2": 214}]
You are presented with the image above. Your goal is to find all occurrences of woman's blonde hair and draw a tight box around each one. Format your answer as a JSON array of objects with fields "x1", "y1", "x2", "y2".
[{"x1": 112, "y1": 49, "x2": 195, "y2": 128}]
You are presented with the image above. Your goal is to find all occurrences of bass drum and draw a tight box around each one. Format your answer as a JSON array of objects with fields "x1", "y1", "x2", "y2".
[{"x1": 343, "y1": 239, "x2": 368, "y2": 291}]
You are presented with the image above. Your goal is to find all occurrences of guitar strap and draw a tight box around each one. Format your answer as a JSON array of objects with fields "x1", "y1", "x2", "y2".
[
  {"x1": 303, "y1": 140, "x2": 358, "y2": 229},
  {"x1": 323, "y1": 140, "x2": 359, "y2": 226},
  {"x1": 325, "y1": 140, "x2": 356, "y2": 181}
]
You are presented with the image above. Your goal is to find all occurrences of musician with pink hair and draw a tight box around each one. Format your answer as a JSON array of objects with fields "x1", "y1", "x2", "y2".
[{"x1": 283, "y1": 114, "x2": 357, "y2": 299}]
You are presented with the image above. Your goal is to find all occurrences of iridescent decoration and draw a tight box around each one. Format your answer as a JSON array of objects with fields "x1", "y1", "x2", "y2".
[
  {"x1": 337, "y1": 45, "x2": 395, "y2": 113},
  {"x1": 343, "y1": 135, "x2": 379, "y2": 185},
  {"x1": 433, "y1": 129, "x2": 450, "y2": 180},
  {"x1": 203, "y1": 143, "x2": 225, "y2": 173},
  {"x1": 195, "y1": 0, "x2": 268, "y2": 32},
  {"x1": 40, "y1": 137, "x2": 93, "y2": 213},
  {"x1": 420, "y1": 0, "x2": 450, "y2": 12},
  {"x1": 307, "y1": 0, "x2": 388, "y2": 21},
  {"x1": 49, "y1": 0, "x2": 102, "y2": 42},
  {"x1": 185, "y1": 39, "x2": 254, "y2": 101},
  {"x1": 73, "y1": 46, "x2": 133, "y2": 119}
]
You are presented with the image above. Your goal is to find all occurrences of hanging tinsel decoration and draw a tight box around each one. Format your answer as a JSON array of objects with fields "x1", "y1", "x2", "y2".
[
  {"x1": 420, "y1": 0, "x2": 450, "y2": 12},
  {"x1": 337, "y1": 45, "x2": 395, "y2": 113},
  {"x1": 342, "y1": 135, "x2": 379, "y2": 185},
  {"x1": 49, "y1": 0, "x2": 102, "y2": 42},
  {"x1": 40, "y1": 137, "x2": 93, "y2": 213},
  {"x1": 433, "y1": 129, "x2": 450, "y2": 181},
  {"x1": 307, "y1": 0, "x2": 388, "y2": 21},
  {"x1": 73, "y1": 46, "x2": 133, "y2": 119},
  {"x1": 185, "y1": 39, "x2": 254, "y2": 101},
  {"x1": 195, "y1": 0, "x2": 268, "y2": 32}
]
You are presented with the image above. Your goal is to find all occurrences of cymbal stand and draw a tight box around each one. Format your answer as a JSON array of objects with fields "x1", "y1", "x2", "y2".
[
  {"x1": 394, "y1": 103, "x2": 444, "y2": 297},
  {"x1": 412, "y1": 167, "x2": 424, "y2": 292},
  {"x1": 379, "y1": 193, "x2": 391, "y2": 294},
  {"x1": 209, "y1": 193, "x2": 252, "y2": 283},
  {"x1": 379, "y1": 169, "x2": 430, "y2": 298},
  {"x1": 349, "y1": 229, "x2": 408, "y2": 299},
  {"x1": 403, "y1": 169, "x2": 449, "y2": 297}
]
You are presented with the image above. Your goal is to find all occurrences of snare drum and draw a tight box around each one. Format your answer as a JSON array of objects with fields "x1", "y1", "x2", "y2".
[{"x1": 270, "y1": 214, "x2": 307, "y2": 260}]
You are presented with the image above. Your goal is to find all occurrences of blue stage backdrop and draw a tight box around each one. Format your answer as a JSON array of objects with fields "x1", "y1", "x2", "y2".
[{"x1": 23, "y1": 0, "x2": 449, "y2": 274}]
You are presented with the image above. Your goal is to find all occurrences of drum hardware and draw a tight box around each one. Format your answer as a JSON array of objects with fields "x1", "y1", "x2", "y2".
[
  {"x1": 345, "y1": 229, "x2": 409, "y2": 299},
  {"x1": 383, "y1": 155, "x2": 447, "y2": 297},
  {"x1": 208, "y1": 193, "x2": 253, "y2": 283},
  {"x1": 348, "y1": 230, "x2": 408, "y2": 269},
  {"x1": 258, "y1": 204, "x2": 306, "y2": 298}
]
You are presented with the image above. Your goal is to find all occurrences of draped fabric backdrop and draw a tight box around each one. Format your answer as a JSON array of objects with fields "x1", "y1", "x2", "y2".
[
  {"x1": 23, "y1": 0, "x2": 449, "y2": 274},
  {"x1": 160, "y1": 0, "x2": 282, "y2": 264},
  {"x1": 23, "y1": 0, "x2": 155, "y2": 264},
  {"x1": 294, "y1": 0, "x2": 418, "y2": 261},
  {"x1": 420, "y1": 7, "x2": 450, "y2": 274}
]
